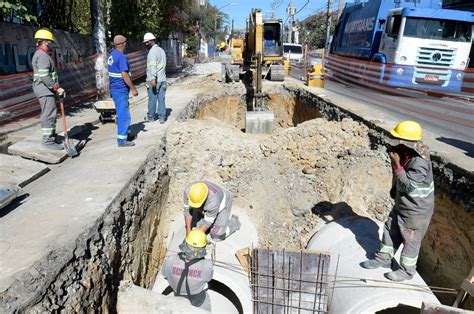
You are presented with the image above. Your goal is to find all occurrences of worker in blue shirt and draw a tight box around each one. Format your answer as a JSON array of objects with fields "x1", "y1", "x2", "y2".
[{"x1": 108, "y1": 35, "x2": 138, "y2": 147}]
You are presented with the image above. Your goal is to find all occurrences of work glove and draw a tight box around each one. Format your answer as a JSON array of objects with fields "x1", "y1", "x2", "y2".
[{"x1": 56, "y1": 87, "x2": 66, "y2": 98}]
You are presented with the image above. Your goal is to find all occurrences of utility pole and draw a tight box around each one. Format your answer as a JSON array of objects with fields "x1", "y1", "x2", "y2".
[
  {"x1": 90, "y1": 0, "x2": 108, "y2": 99},
  {"x1": 271, "y1": 0, "x2": 282, "y2": 19},
  {"x1": 287, "y1": 1, "x2": 296, "y2": 43},
  {"x1": 337, "y1": 0, "x2": 344, "y2": 19},
  {"x1": 325, "y1": 0, "x2": 333, "y2": 52}
]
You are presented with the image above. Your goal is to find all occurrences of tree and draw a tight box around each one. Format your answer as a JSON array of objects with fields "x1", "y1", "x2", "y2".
[
  {"x1": 0, "y1": 0, "x2": 37, "y2": 24},
  {"x1": 299, "y1": 11, "x2": 337, "y2": 49}
]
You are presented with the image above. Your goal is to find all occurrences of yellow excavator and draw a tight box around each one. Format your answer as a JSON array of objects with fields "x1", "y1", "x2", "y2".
[{"x1": 243, "y1": 8, "x2": 284, "y2": 133}]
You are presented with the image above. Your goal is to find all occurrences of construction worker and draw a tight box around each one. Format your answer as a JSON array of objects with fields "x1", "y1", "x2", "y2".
[
  {"x1": 32, "y1": 29, "x2": 65, "y2": 150},
  {"x1": 143, "y1": 32, "x2": 167, "y2": 123},
  {"x1": 108, "y1": 35, "x2": 138, "y2": 147},
  {"x1": 218, "y1": 42, "x2": 234, "y2": 83},
  {"x1": 183, "y1": 181, "x2": 241, "y2": 242},
  {"x1": 162, "y1": 229, "x2": 213, "y2": 311},
  {"x1": 361, "y1": 121, "x2": 434, "y2": 282}
]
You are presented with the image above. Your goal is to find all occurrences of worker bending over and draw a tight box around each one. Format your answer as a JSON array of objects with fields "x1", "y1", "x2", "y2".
[
  {"x1": 218, "y1": 42, "x2": 234, "y2": 83},
  {"x1": 162, "y1": 229, "x2": 213, "y2": 311},
  {"x1": 362, "y1": 121, "x2": 434, "y2": 282},
  {"x1": 183, "y1": 181, "x2": 240, "y2": 242}
]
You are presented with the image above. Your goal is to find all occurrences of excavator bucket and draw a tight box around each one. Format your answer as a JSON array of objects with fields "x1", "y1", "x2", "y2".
[{"x1": 245, "y1": 111, "x2": 274, "y2": 134}]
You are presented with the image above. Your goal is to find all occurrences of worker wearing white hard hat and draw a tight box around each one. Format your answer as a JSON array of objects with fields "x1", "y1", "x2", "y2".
[{"x1": 143, "y1": 32, "x2": 168, "y2": 123}]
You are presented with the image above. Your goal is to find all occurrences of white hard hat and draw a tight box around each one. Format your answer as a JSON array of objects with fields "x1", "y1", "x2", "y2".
[{"x1": 143, "y1": 32, "x2": 156, "y2": 42}]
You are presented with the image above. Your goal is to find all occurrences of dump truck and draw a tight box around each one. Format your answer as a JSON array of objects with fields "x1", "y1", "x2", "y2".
[{"x1": 329, "y1": 0, "x2": 474, "y2": 93}]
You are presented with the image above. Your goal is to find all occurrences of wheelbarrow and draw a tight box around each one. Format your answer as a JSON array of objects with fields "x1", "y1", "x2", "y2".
[{"x1": 93, "y1": 100, "x2": 116, "y2": 124}]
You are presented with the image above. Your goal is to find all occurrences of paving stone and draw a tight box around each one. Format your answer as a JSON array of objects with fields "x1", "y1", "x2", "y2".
[
  {"x1": 0, "y1": 154, "x2": 49, "y2": 187},
  {"x1": 7, "y1": 137, "x2": 81, "y2": 164}
]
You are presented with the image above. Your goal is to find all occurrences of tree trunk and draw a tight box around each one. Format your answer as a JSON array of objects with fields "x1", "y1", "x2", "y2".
[{"x1": 90, "y1": 0, "x2": 108, "y2": 99}]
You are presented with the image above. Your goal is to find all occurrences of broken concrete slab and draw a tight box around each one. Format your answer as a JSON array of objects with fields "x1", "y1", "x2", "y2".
[
  {"x1": 0, "y1": 154, "x2": 49, "y2": 187},
  {"x1": 0, "y1": 185, "x2": 21, "y2": 209},
  {"x1": 7, "y1": 137, "x2": 81, "y2": 164},
  {"x1": 117, "y1": 280, "x2": 208, "y2": 313}
]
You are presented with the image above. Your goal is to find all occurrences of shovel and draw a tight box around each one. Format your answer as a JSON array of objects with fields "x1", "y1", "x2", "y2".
[{"x1": 59, "y1": 97, "x2": 78, "y2": 157}]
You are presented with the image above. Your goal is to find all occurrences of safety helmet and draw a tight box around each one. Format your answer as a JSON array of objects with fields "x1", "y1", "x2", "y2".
[
  {"x1": 143, "y1": 32, "x2": 156, "y2": 43},
  {"x1": 188, "y1": 182, "x2": 208, "y2": 208},
  {"x1": 34, "y1": 29, "x2": 55, "y2": 42},
  {"x1": 179, "y1": 229, "x2": 207, "y2": 259},
  {"x1": 219, "y1": 41, "x2": 226, "y2": 49},
  {"x1": 390, "y1": 121, "x2": 422, "y2": 142}
]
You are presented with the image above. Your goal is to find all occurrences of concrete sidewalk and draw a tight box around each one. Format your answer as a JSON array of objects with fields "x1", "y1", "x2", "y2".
[{"x1": 0, "y1": 73, "x2": 197, "y2": 295}]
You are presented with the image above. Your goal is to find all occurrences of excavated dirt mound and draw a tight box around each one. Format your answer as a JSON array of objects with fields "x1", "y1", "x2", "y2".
[{"x1": 162, "y1": 112, "x2": 392, "y2": 249}]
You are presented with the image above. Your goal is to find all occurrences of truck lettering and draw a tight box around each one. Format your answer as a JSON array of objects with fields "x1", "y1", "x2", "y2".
[{"x1": 344, "y1": 17, "x2": 375, "y2": 34}]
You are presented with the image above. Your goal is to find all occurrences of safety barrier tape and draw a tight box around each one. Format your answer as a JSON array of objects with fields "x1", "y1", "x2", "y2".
[
  {"x1": 0, "y1": 50, "x2": 147, "y2": 125},
  {"x1": 325, "y1": 53, "x2": 474, "y2": 96}
]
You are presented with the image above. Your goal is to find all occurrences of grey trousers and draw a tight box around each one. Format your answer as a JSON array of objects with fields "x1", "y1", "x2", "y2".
[
  {"x1": 221, "y1": 63, "x2": 233, "y2": 82},
  {"x1": 177, "y1": 290, "x2": 211, "y2": 311},
  {"x1": 192, "y1": 193, "x2": 239, "y2": 241},
  {"x1": 39, "y1": 96, "x2": 57, "y2": 142},
  {"x1": 375, "y1": 208, "x2": 432, "y2": 275}
]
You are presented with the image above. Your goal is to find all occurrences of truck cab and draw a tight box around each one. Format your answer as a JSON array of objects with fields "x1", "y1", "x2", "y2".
[{"x1": 377, "y1": 8, "x2": 473, "y2": 88}]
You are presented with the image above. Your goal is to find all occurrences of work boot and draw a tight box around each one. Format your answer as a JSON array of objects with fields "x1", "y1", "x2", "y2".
[
  {"x1": 229, "y1": 215, "x2": 241, "y2": 232},
  {"x1": 118, "y1": 141, "x2": 135, "y2": 147},
  {"x1": 42, "y1": 136, "x2": 64, "y2": 150},
  {"x1": 42, "y1": 142, "x2": 64, "y2": 150},
  {"x1": 360, "y1": 258, "x2": 392, "y2": 269},
  {"x1": 159, "y1": 119, "x2": 166, "y2": 124},
  {"x1": 384, "y1": 269, "x2": 413, "y2": 282}
]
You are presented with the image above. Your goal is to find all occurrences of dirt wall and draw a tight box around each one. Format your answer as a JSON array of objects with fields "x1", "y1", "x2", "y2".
[{"x1": 0, "y1": 145, "x2": 169, "y2": 312}]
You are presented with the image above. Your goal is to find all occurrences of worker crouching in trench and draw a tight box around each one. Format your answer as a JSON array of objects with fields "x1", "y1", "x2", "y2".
[{"x1": 183, "y1": 181, "x2": 241, "y2": 242}]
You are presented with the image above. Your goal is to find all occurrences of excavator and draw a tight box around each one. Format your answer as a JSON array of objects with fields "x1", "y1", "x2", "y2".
[{"x1": 242, "y1": 8, "x2": 285, "y2": 133}]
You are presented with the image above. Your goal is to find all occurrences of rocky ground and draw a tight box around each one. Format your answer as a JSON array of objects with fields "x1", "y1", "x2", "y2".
[{"x1": 161, "y1": 87, "x2": 393, "y2": 250}]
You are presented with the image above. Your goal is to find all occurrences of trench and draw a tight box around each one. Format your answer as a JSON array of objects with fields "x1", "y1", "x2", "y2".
[{"x1": 4, "y1": 86, "x2": 472, "y2": 312}]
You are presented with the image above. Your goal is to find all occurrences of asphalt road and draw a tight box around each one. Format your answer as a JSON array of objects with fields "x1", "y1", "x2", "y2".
[{"x1": 289, "y1": 60, "x2": 474, "y2": 158}]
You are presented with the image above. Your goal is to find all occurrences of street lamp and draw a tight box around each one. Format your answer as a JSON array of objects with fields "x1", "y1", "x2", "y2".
[{"x1": 214, "y1": 2, "x2": 236, "y2": 55}]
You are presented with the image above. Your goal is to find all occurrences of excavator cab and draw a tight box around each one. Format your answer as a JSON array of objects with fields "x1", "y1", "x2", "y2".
[{"x1": 263, "y1": 23, "x2": 283, "y2": 58}]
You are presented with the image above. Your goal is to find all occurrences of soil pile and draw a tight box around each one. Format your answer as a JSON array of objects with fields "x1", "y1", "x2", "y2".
[{"x1": 163, "y1": 114, "x2": 392, "y2": 249}]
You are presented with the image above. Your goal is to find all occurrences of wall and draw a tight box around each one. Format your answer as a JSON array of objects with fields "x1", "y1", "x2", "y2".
[{"x1": 0, "y1": 22, "x2": 94, "y2": 75}]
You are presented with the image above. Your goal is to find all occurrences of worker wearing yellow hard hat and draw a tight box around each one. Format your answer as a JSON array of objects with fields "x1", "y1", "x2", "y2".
[
  {"x1": 218, "y1": 41, "x2": 235, "y2": 83},
  {"x1": 183, "y1": 181, "x2": 240, "y2": 242},
  {"x1": 32, "y1": 28, "x2": 66, "y2": 150},
  {"x1": 361, "y1": 121, "x2": 434, "y2": 282},
  {"x1": 161, "y1": 228, "x2": 214, "y2": 310}
]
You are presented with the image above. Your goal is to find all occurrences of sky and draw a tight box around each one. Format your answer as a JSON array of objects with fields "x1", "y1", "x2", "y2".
[{"x1": 209, "y1": 0, "x2": 345, "y2": 29}]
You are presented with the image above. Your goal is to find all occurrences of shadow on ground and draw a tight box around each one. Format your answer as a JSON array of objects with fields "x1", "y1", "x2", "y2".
[
  {"x1": 436, "y1": 137, "x2": 474, "y2": 158},
  {"x1": 311, "y1": 201, "x2": 380, "y2": 258}
]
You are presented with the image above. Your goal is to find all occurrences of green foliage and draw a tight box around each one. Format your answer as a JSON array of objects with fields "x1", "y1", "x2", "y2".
[
  {"x1": 0, "y1": 0, "x2": 37, "y2": 24},
  {"x1": 300, "y1": 11, "x2": 338, "y2": 49}
]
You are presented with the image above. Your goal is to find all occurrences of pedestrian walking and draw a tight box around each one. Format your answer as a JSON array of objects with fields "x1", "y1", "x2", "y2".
[
  {"x1": 183, "y1": 181, "x2": 241, "y2": 242},
  {"x1": 108, "y1": 35, "x2": 138, "y2": 147},
  {"x1": 361, "y1": 121, "x2": 435, "y2": 282},
  {"x1": 143, "y1": 32, "x2": 167, "y2": 123},
  {"x1": 32, "y1": 29, "x2": 65, "y2": 150},
  {"x1": 162, "y1": 229, "x2": 213, "y2": 311}
]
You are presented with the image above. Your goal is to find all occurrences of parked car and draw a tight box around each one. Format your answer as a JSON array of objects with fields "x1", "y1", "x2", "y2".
[{"x1": 283, "y1": 43, "x2": 303, "y2": 62}]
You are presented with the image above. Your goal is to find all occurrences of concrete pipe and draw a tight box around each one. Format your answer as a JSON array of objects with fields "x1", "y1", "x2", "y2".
[
  {"x1": 153, "y1": 208, "x2": 257, "y2": 313},
  {"x1": 306, "y1": 216, "x2": 440, "y2": 313}
]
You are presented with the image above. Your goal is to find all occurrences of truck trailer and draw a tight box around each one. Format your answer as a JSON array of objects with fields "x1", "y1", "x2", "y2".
[{"x1": 329, "y1": 0, "x2": 474, "y2": 92}]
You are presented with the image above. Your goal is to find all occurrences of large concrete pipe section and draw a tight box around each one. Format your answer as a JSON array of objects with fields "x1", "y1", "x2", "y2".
[
  {"x1": 153, "y1": 208, "x2": 257, "y2": 313},
  {"x1": 307, "y1": 216, "x2": 440, "y2": 313}
]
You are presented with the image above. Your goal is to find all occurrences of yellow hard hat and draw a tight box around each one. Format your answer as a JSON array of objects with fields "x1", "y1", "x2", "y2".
[
  {"x1": 219, "y1": 41, "x2": 226, "y2": 49},
  {"x1": 185, "y1": 229, "x2": 207, "y2": 248},
  {"x1": 34, "y1": 29, "x2": 55, "y2": 42},
  {"x1": 188, "y1": 182, "x2": 208, "y2": 208},
  {"x1": 390, "y1": 121, "x2": 422, "y2": 142}
]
